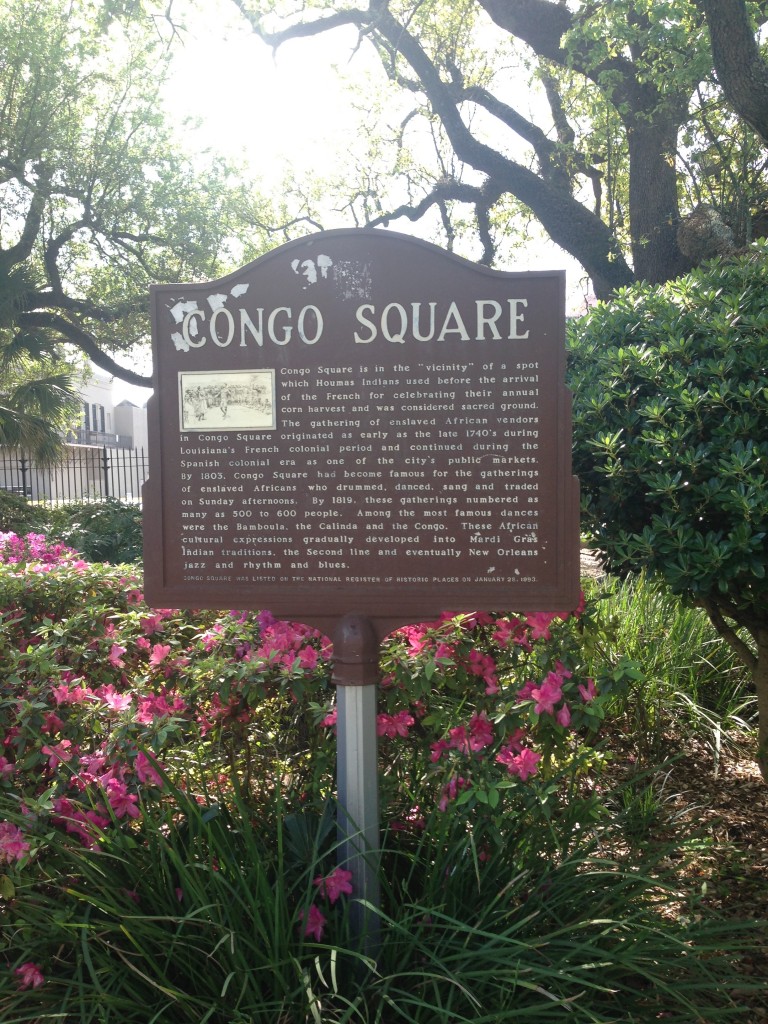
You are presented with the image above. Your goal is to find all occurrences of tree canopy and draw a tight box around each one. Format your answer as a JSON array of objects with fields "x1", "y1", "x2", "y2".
[
  {"x1": 0, "y1": 0, "x2": 273, "y2": 387},
  {"x1": 231, "y1": 0, "x2": 768, "y2": 296}
]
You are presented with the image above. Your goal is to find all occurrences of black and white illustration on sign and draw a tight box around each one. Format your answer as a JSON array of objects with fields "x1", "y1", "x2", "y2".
[{"x1": 178, "y1": 370, "x2": 275, "y2": 432}]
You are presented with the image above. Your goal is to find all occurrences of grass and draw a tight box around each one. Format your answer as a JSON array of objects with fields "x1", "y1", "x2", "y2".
[
  {"x1": 582, "y1": 572, "x2": 756, "y2": 759},
  {"x1": 1, "y1": 777, "x2": 759, "y2": 1024}
]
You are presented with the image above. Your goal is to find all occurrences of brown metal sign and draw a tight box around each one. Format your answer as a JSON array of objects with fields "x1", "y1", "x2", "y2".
[{"x1": 143, "y1": 229, "x2": 579, "y2": 634}]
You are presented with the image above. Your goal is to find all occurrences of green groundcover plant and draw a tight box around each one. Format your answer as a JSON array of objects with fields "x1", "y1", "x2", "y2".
[{"x1": 0, "y1": 533, "x2": 759, "y2": 1022}]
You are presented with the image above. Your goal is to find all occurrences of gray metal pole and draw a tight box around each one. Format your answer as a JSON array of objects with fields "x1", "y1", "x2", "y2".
[{"x1": 332, "y1": 614, "x2": 381, "y2": 957}]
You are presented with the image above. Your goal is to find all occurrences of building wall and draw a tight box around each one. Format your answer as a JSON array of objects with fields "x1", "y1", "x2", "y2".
[
  {"x1": 74, "y1": 367, "x2": 149, "y2": 450},
  {"x1": 114, "y1": 401, "x2": 149, "y2": 452}
]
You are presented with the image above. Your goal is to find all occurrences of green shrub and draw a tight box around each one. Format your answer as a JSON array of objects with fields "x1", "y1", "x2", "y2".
[
  {"x1": 0, "y1": 489, "x2": 46, "y2": 535},
  {"x1": 569, "y1": 245, "x2": 768, "y2": 775},
  {"x1": 44, "y1": 498, "x2": 143, "y2": 563}
]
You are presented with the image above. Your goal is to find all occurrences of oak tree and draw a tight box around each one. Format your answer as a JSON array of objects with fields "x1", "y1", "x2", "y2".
[
  {"x1": 232, "y1": 0, "x2": 768, "y2": 296},
  {"x1": 0, "y1": 0, "x2": 272, "y2": 388}
]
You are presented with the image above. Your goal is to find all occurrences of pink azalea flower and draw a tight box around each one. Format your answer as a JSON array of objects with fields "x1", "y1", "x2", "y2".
[
  {"x1": 41, "y1": 739, "x2": 73, "y2": 770},
  {"x1": 149, "y1": 643, "x2": 172, "y2": 668},
  {"x1": 0, "y1": 756, "x2": 14, "y2": 779},
  {"x1": 556, "y1": 702, "x2": 572, "y2": 728},
  {"x1": 434, "y1": 641, "x2": 457, "y2": 663},
  {"x1": 494, "y1": 615, "x2": 533, "y2": 650},
  {"x1": 135, "y1": 691, "x2": 187, "y2": 724},
  {"x1": 199, "y1": 629, "x2": 222, "y2": 652},
  {"x1": 108, "y1": 643, "x2": 126, "y2": 668},
  {"x1": 78, "y1": 751, "x2": 109, "y2": 781},
  {"x1": 531, "y1": 674, "x2": 563, "y2": 716},
  {"x1": 135, "y1": 751, "x2": 163, "y2": 786},
  {"x1": 50, "y1": 682, "x2": 90, "y2": 705},
  {"x1": 467, "y1": 650, "x2": 499, "y2": 694},
  {"x1": 524, "y1": 611, "x2": 557, "y2": 641},
  {"x1": 14, "y1": 962, "x2": 44, "y2": 990},
  {"x1": 496, "y1": 745, "x2": 541, "y2": 781},
  {"x1": 578, "y1": 678, "x2": 598, "y2": 702},
  {"x1": 42, "y1": 712, "x2": 64, "y2": 734},
  {"x1": 62, "y1": 808, "x2": 110, "y2": 848},
  {"x1": 98, "y1": 685, "x2": 132, "y2": 712},
  {"x1": 516, "y1": 679, "x2": 537, "y2": 700},
  {"x1": 448, "y1": 725, "x2": 469, "y2": 754},
  {"x1": 299, "y1": 903, "x2": 326, "y2": 941},
  {"x1": 399, "y1": 624, "x2": 431, "y2": 655},
  {"x1": 313, "y1": 867, "x2": 353, "y2": 904},
  {"x1": 492, "y1": 617, "x2": 515, "y2": 645},
  {"x1": 50, "y1": 683, "x2": 71, "y2": 705},
  {"x1": 140, "y1": 614, "x2": 164, "y2": 635},
  {"x1": 468, "y1": 712, "x2": 494, "y2": 751},
  {"x1": 459, "y1": 611, "x2": 493, "y2": 630},
  {"x1": 377, "y1": 710, "x2": 415, "y2": 738},
  {"x1": 430, "y1": 738, "x2": 451, "y2": 762},
  {"x1": 257, "y1": 609, "x2": 276, "y2": 629},
  {"x1": 0, "y1": 822, "x2": 30, "y2": 863},
  {"x1": 105, "y1": 779, "x2": 140, "y2": 819},
  {"x1": 320, "y1": 708, "x2": 337, "y2": 729},
  {"x1": 298, "y1": 647, "x2": 319, "y2": 670}
]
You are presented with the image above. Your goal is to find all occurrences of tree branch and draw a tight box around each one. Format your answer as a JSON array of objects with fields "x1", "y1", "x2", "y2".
[
  {"x1": 367, "y1": 2, "x2": 633, "y2": 292},
  {"x1": 701, "y1": 597, "x2": 758, "y2": 673},
  {"x1": 694, "y1": 0, "x2": 768, "y2": 145},
  {"x1": 230, "y1": 0, "x2": 367, "y2": 47},
  {"x1": 0, "y1": 166, "x2": 52, "y2": 272},
  {"x1": 18, "y1": 312, "x2": 152, "y2": 388}
]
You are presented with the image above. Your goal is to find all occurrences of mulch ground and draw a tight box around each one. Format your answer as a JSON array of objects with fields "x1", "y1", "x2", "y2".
[{"x1": 600, "y1": 731, "x2": 768, "y2": 1020}]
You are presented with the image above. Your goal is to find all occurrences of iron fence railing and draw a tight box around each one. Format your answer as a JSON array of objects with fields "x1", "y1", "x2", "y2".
[{"x1": 0, "y1": 446, "x2": 149, "y2": 506}]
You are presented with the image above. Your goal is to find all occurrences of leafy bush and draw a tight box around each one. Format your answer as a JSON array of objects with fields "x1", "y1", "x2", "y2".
[
  {"x1": 0, "y1": 536, "x2": 759, "y2": 1021},
  {"x1": 569, "y1": 245, "x2": 768, "y2": 775},
  {"x1": 0, "y1": 489, "x2": 46, "y2": 535},
  {"x1": 44, "y1": 498, "x2": 144, "y2": 563}
]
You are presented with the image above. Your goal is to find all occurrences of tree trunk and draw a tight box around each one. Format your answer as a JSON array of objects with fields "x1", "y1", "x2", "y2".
[
  {"x1": 627, "y1": 117, "x2": 691, "y2": 283},
  {"x1": 756, "y1": 628, "x2": 768, "y2": 782}
]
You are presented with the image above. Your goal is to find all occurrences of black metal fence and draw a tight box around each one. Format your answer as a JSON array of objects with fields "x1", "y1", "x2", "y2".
[{"x1": 0, "y1": 447, "x2": 149, "y2": 506}]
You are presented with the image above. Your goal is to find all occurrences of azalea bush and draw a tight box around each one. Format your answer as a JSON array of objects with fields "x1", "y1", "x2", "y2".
[{"x1": 0, "y1": 532, "x2": 757, "y2": 1022}]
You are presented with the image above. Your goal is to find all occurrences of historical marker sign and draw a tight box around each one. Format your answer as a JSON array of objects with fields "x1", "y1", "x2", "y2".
[{"x1": 143, "y1": 229, "x2": 579, "y2": 633}]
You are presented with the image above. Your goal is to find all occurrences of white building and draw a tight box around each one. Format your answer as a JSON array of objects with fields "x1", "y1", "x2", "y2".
[
  {"x1": 0, "y1": 366, "x2": 151, "y2": 503},
  {"x1": 72, "y1": 367, "x2": 149, "y2": 450}
]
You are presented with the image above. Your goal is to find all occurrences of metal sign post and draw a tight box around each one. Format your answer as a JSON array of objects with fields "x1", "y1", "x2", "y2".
[{"x1": 332, "y1": 614, "x2": 381, "y2": 957}]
